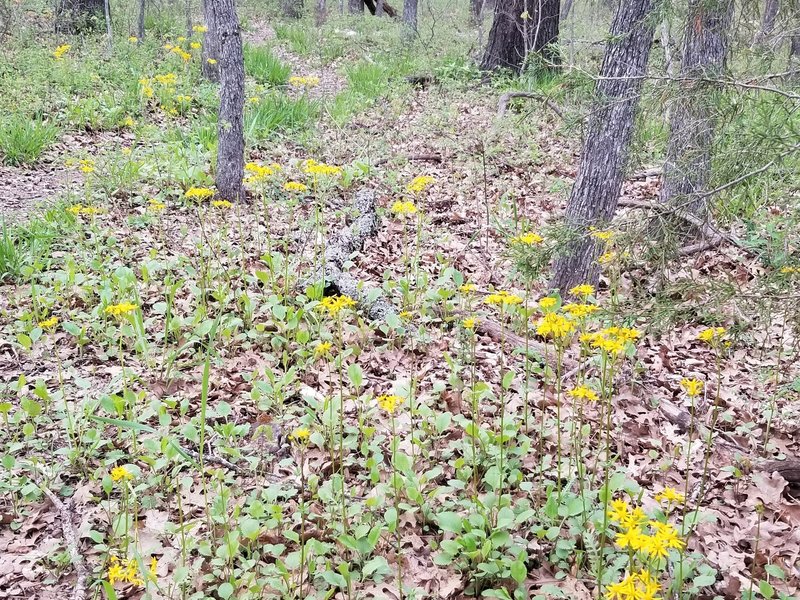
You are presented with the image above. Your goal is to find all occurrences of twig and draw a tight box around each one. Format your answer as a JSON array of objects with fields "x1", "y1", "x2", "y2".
[
  {"x1": 38, "y1": 486, "x2": 88, "y2": 600},
  {"x1": 373, "y1": 153, "x2": 442, "y2": 167},
  {"x1": 497, "y1": 91, "x2": 565, "y2": 119}
]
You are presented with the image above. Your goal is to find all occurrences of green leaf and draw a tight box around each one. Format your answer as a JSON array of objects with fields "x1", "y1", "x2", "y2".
[
  {"x1": 759, "y1": 580, "x2": 775, "y2": 599},
  {"x1": 101, "y1": 581, "x2": 119, "y2": 600},
  {"x1": 764, "y1": 564, "x2": 785, "y2": 580},
  {"x1": 217, "y1": 582, "x2": 234, "y2": 599},
  {"x1": 436, "y1": 512, "x2": 463, "y2": 533},
  {"x1": 510, "y1": 560, "x2": 527, "y2": 583},
  {"x1": 502, "y1": 370, "x2": 515, "y2": 390},
  {"x1": 16, "y1": 333, "x2": 32, "y2": 350},
  {"x1": 347, "y1": 364, "x2": 363, "y2": 388},
  {"x1": 89, "y1": 415, "x2": 155, "y2": 432},
  {"x1": 692, "y1": 574, "x2": 716, "y2": 587}
]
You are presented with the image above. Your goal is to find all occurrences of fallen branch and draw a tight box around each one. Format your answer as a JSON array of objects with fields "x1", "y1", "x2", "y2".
[
  {"x1": 497, "y1": 91, "x2": 565, "y2": 120},
  {"x1": 759, "y1": 459, "x2": 800, "y2": 484},
  {"x1": 306, "y1": 189, "x2": 397, "y2": 321},
  {"x1": 39, "y1": 486, "x2": 88, "y2": 600},
  {"x1": 373, "y1": 153, "x2": 442, "y2": 168},
  {"x1": 629, "y1": 166, "x2": 662, "y2": 179}
]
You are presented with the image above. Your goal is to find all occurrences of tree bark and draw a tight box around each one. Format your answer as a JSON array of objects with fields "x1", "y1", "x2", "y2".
[
  {"x1": 403, "y1": 0, "x2": 418, "y2": 30},
  {"x1": 480, "y1": 0, "x2": 560, "y2": 73},
  {"x1": 660, "y1": 0, "x2": 734, "y2": 218},
  {"x1": 349, "y1": 0, "x2": 364, "y2": 13},
  {"x1": 185, "y1": 0, "x2": 192, "y2": 39},
  {"x1": 549, "y1": 0, "x2": 658, "y2": 292},
  {"x1": 283, "y1": 0, "x2": 304, "y2": 18},
  {"x1": 211, "y1": 0, "x2": 245, "y2": 202},
  {"x1": 560, "y1": 0, "x2": 574, "y2": 21},
  {"x1": 103, "y1": 0, "x2": 113, "y2": 55},
  {"x1": 201, "y1": 0, "x2": 220, "y2": 82},
  {"x1": 137, "y1": 0, "x2": 145, "y2": 40},
  {"x1": 316, "y1": 0, "x2": 327, "y2": 24},
  {"x1": 376, "y1": 0, "x2": 384, "y2": 16},
  {"x1": 755, "y1": 0, "x2": 779, "y2": 47},
  {"x1": 54, "y1": 0, "x2": 104, "y2": 33},
  {"x1": 470, "y1": 0, "x2": 484, "y2": 24}
]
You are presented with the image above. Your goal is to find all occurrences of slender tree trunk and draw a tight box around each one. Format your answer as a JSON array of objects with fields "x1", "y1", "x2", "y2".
[
  {"x1": 137, "y1": 0, "x2": 145, "y2": 40},
  {"x1": 185, "y1": 0, "x2": 192, "y2": 39},
  {"x1": 201, "y1": 0, "x2": 219, "y2": 81},
  {"x1": 755, "y1": 0, "x2": 779, "y2": 47},
  {"x1": 283, "y1": 0, "x2": 304, "y2": 18},
  {"x1": 661, "y1": 0, "x2": 734, "y2": 218},
  {"x1": 560, "y1": 0, "x2": 574, "y2": 21},
  {"x1": 480, "y1": 0, "x2": 560, "y2": 73},
  {"x1": 660, "y1": 19, "x2": 675, "y2": 77},
  {"x1": 376, "y1": 0, "x2": 384, "y2": 16},
  {"x1": 316, "y1": 0, "x2": 327, "y2": 24},
  {"x1": 103, "y1": 0, "x2": 113, "y2": 55},
  {"x1": 470, "y1": 0, "x2": 484, "y2": 24},
  {"x1": 792, "y1": 33, "x2": 800, "y2": 62},
  {"x1": 211, "y1": 0, "x2": 245, "y2": 202},
  {"x1": 550, "y1": 0, "x2": 658, "y2": 292},
  {"x1": 349, "y1": 0, "x2": 364, "y2": 12},
  {"x1": 55, "y1": 0, "x2": 104, "y2": 33},
  {"x1": 403, "y1": 0, "x2": 418, "y2": 30}
]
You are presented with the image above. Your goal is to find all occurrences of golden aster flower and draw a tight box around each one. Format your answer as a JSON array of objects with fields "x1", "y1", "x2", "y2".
[
  {"x1": 779, "y1": 266, "x2": 797, "y2": 274},
  {"x1": 212, "y1": 200, "x2": 232, "y2": 209},
  {"x1": 314, "y1": 341, "x2": 332, "y2": 358},
  {"x1": 53, "y1": 44, "x2": 71, "y2": 59},
  {"x1": 377, "y1": 394, "x2": 404, "y2": 414},
  {"x1": 289, "y1": 75, "x2": 320, "y2": 87},
  {"x1": 110, "y1": 465, "x2": 133, "y2": 482},
  {"x1": 607, "y1": 499, "x2": 630, "y2": 523},
  {"x1": 67, "y1": 204, "x2": 83, "y2": 215},
  {"x1": 107, "y1": 555, "x2": 143, "y2": 586},
  {"x1": 589, "y1": 227, "x2": 615, "y2": 242},
  {"x1": 79, "y1": 159, "x2": 95, "y2": 173},
  {"x1": 129, "y1": 36, "x2": 138, "y2": 43},
  {"x1": 391, "y1": 200, "x2": 418, "y2": 216},
  {"x1": 510, "y1": 231, "x2": 544, "y2": 245},
  {"x1": 190, "y1": 42, "x2": 201, "y2": 49},
  {"x1": 484, "y1": 290, "x2": 523, "y2": 306},
  {"x1": 641, "y1": 532, "x2": 669, "y2": 560},
  {"x1": 163, "y1": 43, "x2": 174, "y2": 50},
  {"x1": 536, "y1": 312, "x2": 575, "y2": 340},
  {"x1": 680, "y1": 378, "x2": 703, "y2": 397},
  {"x1": 290, "y1": 427, "x2": 311, "y2": 444},
  {"x1": 620, "y1": 506, "x2": 647, "y2": 530},
  {"x1": 284, "y1": 181, "x2": 308, "y2": 192},
  {"x1": 248, "y1": 96, "x2": 261, "y2": 104},
  {"x1": 206, "y1": 58, "x2": 217, "y2": 65},
  {"x1": 538, "y1": 297, "x2": 558, "y2": 310},
  {"x1": 654, "y1": 487, "x2": 685, "y2": 504},
  {"x1": 177, "y1": 36, "x2": 187, "y2": 42},
  {"x1": 598, "y1": 251, "x2": 617, "y2": 265},
  {"x1": 614, "y1": 526, "x2": 646, "y2": 551},
  {"x1": 105, "y1": 303, "x2": 137, "y2": 317},
  {"x1": 462, "y1": 317, "x2": 477, "y2": 329},
  {"x1": 318, "y1": 295, "x2": 358, "y2": 317},
  {"x1": 698, "y1": 326, "x2": 726, "y2": 344},
  {"x1": 154, "y1": 72, "x2": 177, "y2": 86},
  {"x1": 184, "y1": 186, "x2": 214, "y2": 200},
  {"x1": 562, "y1": 303, "x2": 600, "y2": 319},
  {"x1": 399, "y1": 310, "x2": 413, "y2": 320},
  {"x1": 406, "y1": 175, "x2": 435, "y2": 194},
  {"x1": 459, "y1": 283, "x2": 476, "y2": 293},
  {"x1": 148, "y1": 199, "x2": 166, "y2": 211},
  {"x1": 302, "y1": 158, "x2": 342, "y2": 176},
  {"x1": 567, "y1": 385, "x2": 599, "y2": 402},
  {"x1": 38, "y1": 316, "x2": 59, "y2": 329},
  {"x1": 569, "y1": 283, "x2": 595, "y2": 298},
  {"x1": 192, "y1": 24, "x2": 208, "y2": 33}
]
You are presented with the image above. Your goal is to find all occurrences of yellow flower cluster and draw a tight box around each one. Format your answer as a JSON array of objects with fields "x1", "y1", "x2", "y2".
[
  {"x1": 510, "y1": 232, "x2": 543, "y2": 245},
  {"x1": 391, "y1": 200, "x2": 418, "y2": 216},
  {"x1": 105, "y1": 303, "x2": 137, "y2": 318},
  {"x1": 174, "y1": 94, "x2": 193, "y2": 104},
  {"x1": 377, "y1": 394, "x2": 404, "y2": 414},
  {"x1": 289, "y1": 75, "x2": 320, "y2": 87},
  {"x1": 212, "y1": 200, "x2": 232, "y2": 209},
  {"x1": 679, "y1": 378, "x2": 703, "y2": 397},
  {"x1": 319, "y1": 295, "x2": 357, "y2": 316},
  {"x1": 303, "y1": 159, "x2": 342, "y2": 177},
  {"x1": 290, "y1": 427, "x2": 311, "y2": 443},
  {"x1": 78, "y1": 159, "x2": 95, "y2": 173},
  {"x1": 190, "y1": 42, "x2": 202, "y2": 50},
  {"x1": 563, "y1": 303, "x2": 600, "y2": 318},
  {"x1": 484, "y1": 290, "x2": 523, "y2": 306},
  {"x1": 580, "y1": 327, "x2": 641, "y2": 356},
  {"x1": 538, "y1": 297, "x2": 558, "y2": 310},
  {"x1": 193, "y1": 24, "x2": 208, "y2": 33},
  {"x1": 148, "y1": 199, "x2": 166, "y2": 212},
  {"x1": 569, "y1": 283, "x2": 595, "y2": 298},
  {"x1": 608, "y1": 499, "x2": 685, "y2": 560},
  {"x1": 462, "y1": 317, "x2": 477, "y2": 330},
  {"x1": 169, "y1": 45, "x2": 192, "y2": 62},
  {"x1": 406, "y1": 175, "x2": 435, "y2": 194},
  {"x1": 154, "y1": 73, "x2": 177, "y2": 86},
  {"x1": 605, "y1": 568, "x2": 660, "y2": 600},
  {"x1": 129, "y1": 36, "x2": 138, "y2": 43},
  {"x1": 284, "y1": 181, "x2": 308, "y2": 193},
  {"x1": 107, "y1": 556, "x2": 143, "y2": 586},
  {"x1": 184, "y1": 187, "x2": 214, "y2": 200},
  {"x1": 314, "y1": 341, "x2": 332, "y2": 358},
  {"x1": 536, "y1": 312, "x2": 575, "y2": 341},
  {"x1": 38, "y1": 316, "x2": 59, "y2": 329},
  {"x1": 590, "y1": 227, "x2": 615, "y2": 242},
  {"x1": 697, "y1": 326, "x2": 726, "y2": 344},
  {"x1": 780, "y1": 266, "x2": 798, "y2": 274},
  {"x1": 67, "y1": 204, "x2": 103, "y2": 216},
  {"x1": 53, "y1": 44, "x2": 71, "y2": 60},
  {"x1": 459, "y1": 283, "x2": 476, "y2": 293},
  {"x1": 110, "y1": 465, "x2": 133, "y2": 481},
  {"x1": 567, "y1": 385, "x2": 598, "y2": 402},
  {"x1": 654, "y1": 487, "x2": 685, "y2": 504}
]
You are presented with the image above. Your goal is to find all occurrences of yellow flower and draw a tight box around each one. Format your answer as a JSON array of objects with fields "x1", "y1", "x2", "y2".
[
  {"x1": 79, "y1": 159, "x2": 95, "y2": 173},
  {"x1": 406, "y1": 175, "x2": 435, "y2": 193},
  {"x1": 459, "y1": 283, "x2": 476, "y2": 293},
  {"x1": 614, "y1": 526, "x2": 646, "y2": 551},
  {"x1": 193, "y1": 24, "x2": 208, "y2": 33},
  {"x1": 314, "y1": 341, "x2": 332, "y2": 358},
  {"x1": 105, "y1": 303, "x2": 137, "y2": 318},
  {"x1": 590, "y1": 227, "x2": 615, "y2": 242},
  {"x1": 567, "y1": 385, "x2": 598, "y2": 402},
  {"x1": 67, "y1": 204, "x2": 83, "y2": 215},
  {"x1": 289, "y1": 75, "x2": 321, "y2": 87},
  {"x1": 148, "y1": 199, "x2": 166, "y2": 212},
  {"x1": 154, "y1": 73, "x2": 177, "y2": 86},
  {"x1": 142, "y1": 85, "x2": 154, "y2": 98},
  {"x1": 462, "y1": 317, "x2": 477, "y2": 329},
  {"x1": 377, "y1": 394, "x2": 404, "y2": 414},
  {"x1": 129, "y1": 36, "x2": 138, "y2": 43},
  {"x1": 485, "y1": 291, "x2": 523, "y2": 306},
  {"x1": 538, "y1": 297, "x2": 558, "y2": 311},
  {"x1": 698, "y1": 326, "x2": 726, "y2": 344},
  {"x1": 562, "y1": 303, "x2": 599, "y2": 319},
  {"x1": 399, "y1": 310, "x2": 413, "y2": 320},
  {"x1": 148, "y1": 557, "x2": 158, "y2": 579},
  {"x1": 290, "y1": 427, "x2": 311, "y2": 444},
  {"x1": 248, "y1": 96, "x2": 261, "y2": 104},
  {"x1": 605, "y1": 570, "x2": 660, "y2": 600},
  {"x1": 391, "y1": 200, "x2": 418, "y2": 216},
  {"x1": 318, "y1": 295, "x2": 358, "y2": 317},
  {"x1": 680, "y1": 378, "x2": 703, "y2": 397},
  {"x1": 177, "y1": 36, "x2": 187, "y2": 42},
  {"x1": 107, "y1": 556, "x2": 143, "y2": 586},
  {"x1": 110, "y1": 465, "x2": 133, "y2": 482},
  {"x1": 620, "y1": 506, "x2": 647, "y2": 530},
  {"x1": 284, "y1": 181, "x2": 308, "y2": 193},
  {"x1": 607, "y1": 499, "x2": 631, "y2": 523},
  {"x1": 53, "y1": 44, "x2": 71, "y2": 60},
  {"x1": 780, "y1": 266, "x2": 797, "y2": 274},
  {"x1": 302, "y1": 159, "x2": 342, "y2": 177},
  {"x1": 654, "y1": 487, "x2": 685, "y2": 504},
  {"x1": 163, "y1": 43, "x2": 174, "y2": 50},
  {"x1": 123, "y1": 116, "x2": 135, "y2": 128},
  {"x1": 510, "y1": 232, "x2": 544, "y2": 245},
  {"x1": 175, "y1": 94, "x2": 193, "y2": 103},
  {"x1": 569, "y1": 283, "x2": 595, "y2": 298},
  {"x1": 598, "y1": 251, "x2": 617, "y2": 265},
  {"x1": 212, "y1": 200, "x2": 232, "y2": 209},
  {"x1": 190, "y1": 42, "x2": 202, "y2": 50},
  {"x1": 38, "y1": 316, "x2": 59, "y2": 329},
  {"x1": 184, "y1": 187, "x2": 214, "y2": 200},
  {"x1": 641, "y1": 532, "x2": 670, "y2": 559},
  {"x1": 206, "y1": 58, "x2": 217, "y2": 65},
  {"x1": 536, "y1": 312, "x2": 575, "y2": 341}
]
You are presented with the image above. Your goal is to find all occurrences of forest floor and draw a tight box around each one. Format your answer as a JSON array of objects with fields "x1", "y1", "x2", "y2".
[{"x1": 1, "y1": 8, "x2": 799, "y2": 600}]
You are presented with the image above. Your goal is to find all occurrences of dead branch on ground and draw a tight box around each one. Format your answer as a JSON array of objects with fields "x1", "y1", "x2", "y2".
[
  {"x1": 497, "y1": 91, "x2": 565, "y2": 120},
  {"x1": 38, "y1": 485, "x2": 88, "y2": 600}
]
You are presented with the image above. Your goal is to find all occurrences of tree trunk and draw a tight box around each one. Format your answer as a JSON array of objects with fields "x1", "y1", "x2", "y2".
[
  {"x1": 349, "y1": 0, "x2": 364, "y2": 13},
  {"x1": 54, "y1": 0, "x2": 104, "y2": 33},
  {"x1": 185, "y1": 0, "x2": 193, "y2": 39},
  {"x1": 211, "y1": 0, "x2": 245, "y2": 203},
  {"x1": 660, "y1": 0, "x2": 734, "y2": 218},
  {"x1": 792, "y1": 33, "x2": 800, "y2": 63},
  {"x1": 560, "y1": 0, "x2": 574, "y2": 21},
  {"x1": 549, "y1": 0, "x2": 658, "y2": 292},
  {"x1": 283, "y1": 0, "x2": 304, "y2": 18},
  {"x1": 376, "y1": 0, "x2": 384, "y2": 16},
  {"x1": 470, "y1": 0, "x2": 484, "y2": 24},
  {"x1": 316, "y1": 0, "x2": 327, "y2": 24},
  {"x1": 403, "y1": 0, "x2": 417, "y2": 30},
  {"x1": 480, "y1": 0, "x2": 560, "y2": 73},
  {"x1": 103, "y1": 0, "x2": 113, "y2": 55},
  {"x1": 201, "y1": 0, "x2": 220, "y2": 82},
  {"x1": 137, "y1": 0, "x2": 145, "y2": 40},
  {"x1": 755, "y1": 0, "x2": 779, "y2": 47}
]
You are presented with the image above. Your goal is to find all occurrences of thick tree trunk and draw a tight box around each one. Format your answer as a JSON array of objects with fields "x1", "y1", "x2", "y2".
[
  {"x1": 376, "y1": 0, "x2": 384, "y2": 16},
  {"x1": 211, "y1": 0, "x2": 245, "y2": 202},
  {"x1": 201, "y1": 0, "x2": 220, "y2": 82},
  {"x1": 480, "y1": 0, "x2": 560, "y2": 73},
  {"x1": 137, "y1": 0, "x2": 145, "y2": 40},
  {"x1": 755, "y1": 0, "x2": 779, "y2": 47},
  {"x1": 349, "y1": 0, "x2": 364, "y2": 13},
  {"x1": 661, "y1": 0, "x2": 734, "y2": 218},
  {"x1": 403, "y1": 0, "x2": 417, "y2": 29},
  {"x1": 283, "y1": 0, "x2": 304, "y2": 18},
  {"x1": 792, "y1": 34, "x2": 800, "y2": 62},
  {"x1": 54, "y1": 0, "x2": 104, "y2": 33},
  {"x1": 549, "y1": 0, "x2": 658, "y2": 292}
]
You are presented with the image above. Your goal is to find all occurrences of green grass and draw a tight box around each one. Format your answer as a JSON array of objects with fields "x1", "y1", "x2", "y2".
[
  {"x1": 0, "y1": 217, "x2": 58, "y2": 283},
  {"x1": 0, "y1": 116, "x2": 59, "y2": 166},
  {"x1": 274, "y1": 22, "x2": 314, "y2": 56},
  {"x1": 244, "y1": 44, "x2": 291, "y2": 87},
  {"x1": 244, "y1": 93, "x2": 318, "y2": 142},
  {"x1": 345, "y1": 61, "x2": 392, "y2": 99}
]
